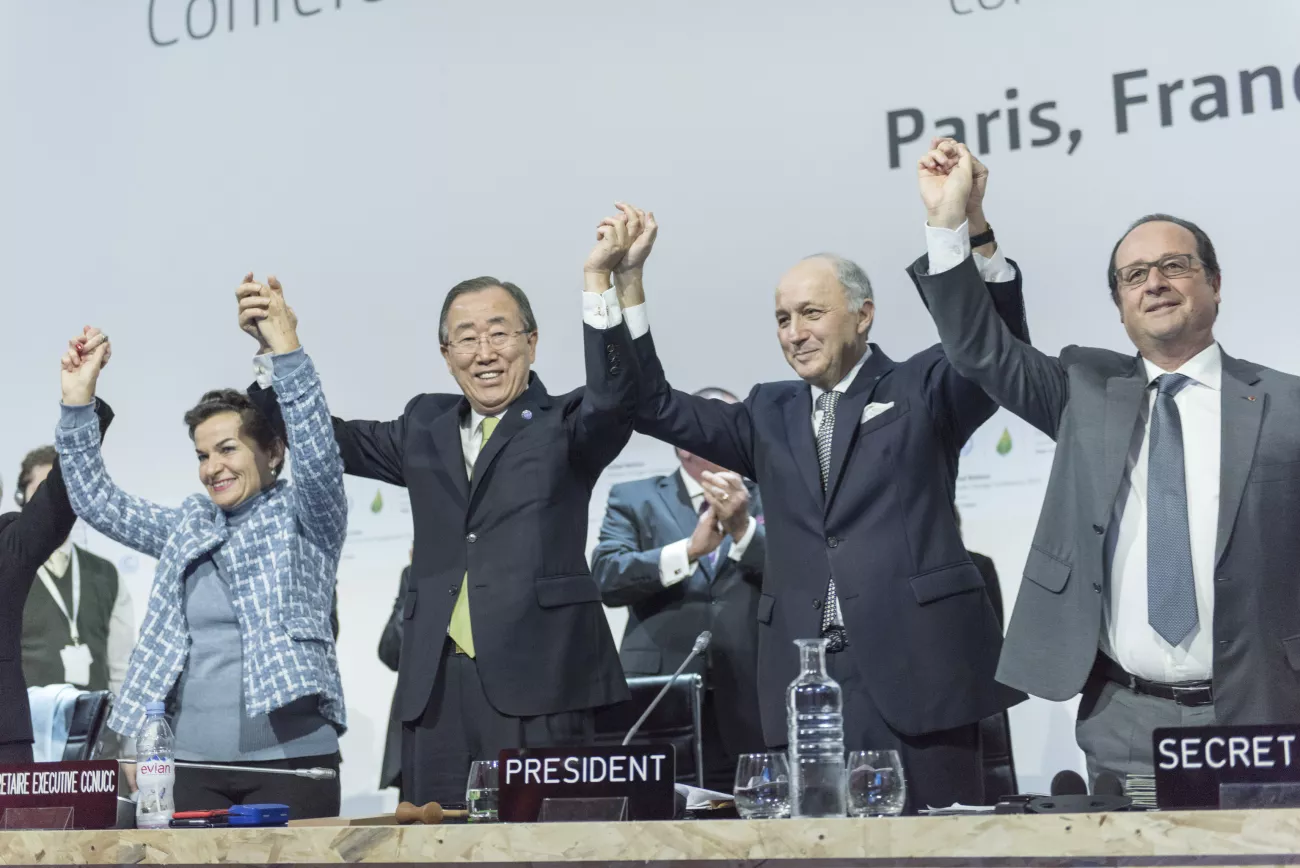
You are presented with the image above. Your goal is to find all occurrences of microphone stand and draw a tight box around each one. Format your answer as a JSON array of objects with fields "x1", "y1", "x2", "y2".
[
  {"x1": 121, "y1": 760, "x2": 337, "y2": 780},
  {"x1": 623, "y1": 631, "x2": 711, "y2": 746}
]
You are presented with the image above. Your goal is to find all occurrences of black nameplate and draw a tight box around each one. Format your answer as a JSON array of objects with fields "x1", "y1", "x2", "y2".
[
  {"x1": 1154, "y1": 724, "x2": 1300, "y2": 809},
  {"x1": 497, "y1": 745, "x2": 675, "y2": 822},
  {"x1": 0, "y1": 760, "x2": 118, "y2": 829}
]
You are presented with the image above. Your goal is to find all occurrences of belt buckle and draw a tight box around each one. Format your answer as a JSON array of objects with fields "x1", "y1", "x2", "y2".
[{"x1": 1171, "y1": 683, "x2": 1213, "y2": 707}]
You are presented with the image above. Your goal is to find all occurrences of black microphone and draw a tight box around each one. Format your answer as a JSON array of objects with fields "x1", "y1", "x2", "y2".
[
  {"x1": 1093, "y1": 771, "x2": 1125, "y2": 797},
  {"x1": 1050, "y1": 769, "x2": 1088, "y2": 796},
  {"x1": 622, "y1": 631, "x2": 711, "y2": 746},
  {"x1": 1028, "y1": 769, "x2": 1131, "y2": 813}
]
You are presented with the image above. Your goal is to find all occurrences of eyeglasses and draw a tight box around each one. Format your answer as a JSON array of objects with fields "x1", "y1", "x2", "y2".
[
  {"x1": 1114, "y1": 253, "x2": 1203, "y2": 289},
  {"x1": 444, "y1": 329, "x2": 531, "y2": 356}
]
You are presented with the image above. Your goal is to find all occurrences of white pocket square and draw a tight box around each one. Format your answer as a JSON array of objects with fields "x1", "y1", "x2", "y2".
[{"x1": 860, "y1": 401, "x2": 895, "y2": 424}]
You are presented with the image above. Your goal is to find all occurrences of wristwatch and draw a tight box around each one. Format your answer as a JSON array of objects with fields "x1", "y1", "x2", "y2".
[{"x1": 970, "y1": 225, "x2": 995, "y2": 248}]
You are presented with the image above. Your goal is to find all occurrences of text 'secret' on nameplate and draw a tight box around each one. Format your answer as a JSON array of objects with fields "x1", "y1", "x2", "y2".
[
  {"x1": 498, "y1": 745, "x2": 675, "y2": 822},
  {"x1": 1154, "y1": 724, "x2": 1300, "y2": 809}
]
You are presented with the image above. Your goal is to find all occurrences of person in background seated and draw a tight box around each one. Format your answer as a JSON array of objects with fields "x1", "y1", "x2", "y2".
[
  {"x1": 0, "y1": 340, "x2": 113, "y2": 764},
  {"x1": 54, "y1": 277, "x2": 347, "y2": 819},
  {"x1": 593, "y1": 388, "x2": 767, "y2": 792},
  {"x1": 17, "y1": 446, "x2": 135, "y2": 701}
]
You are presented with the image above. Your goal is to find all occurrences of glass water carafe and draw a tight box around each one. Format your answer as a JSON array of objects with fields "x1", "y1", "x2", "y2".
[{"x1": 786, "y1": 637, "x2": 847, "y2": 817}]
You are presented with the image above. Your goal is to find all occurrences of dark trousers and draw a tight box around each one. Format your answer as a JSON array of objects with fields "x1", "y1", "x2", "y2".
[
  {"x1": 173, "y1": 753, "x2": 341, "y2": 819},
  {"x1": 402, "y1": 640, "x2": 595, "y2": 806},
  {"x1": 0, "y1": 741, "x2": 32, "y2": 764},
  {"x1": 827, "y1": 649, "x2": 982, "y2": 815},
  {"x1": 701, "y1": 691, "x2": 734, "y2": 793}
]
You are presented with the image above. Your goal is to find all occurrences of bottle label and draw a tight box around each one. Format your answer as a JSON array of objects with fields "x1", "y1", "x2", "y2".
[{"x1": 138, "y1": 759, "x2": 174, "y2": 777}]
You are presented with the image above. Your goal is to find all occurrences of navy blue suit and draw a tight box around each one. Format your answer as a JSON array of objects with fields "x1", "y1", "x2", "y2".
[{"x1": 631, "y1": 272, "x2": 1030, "y2": 810}]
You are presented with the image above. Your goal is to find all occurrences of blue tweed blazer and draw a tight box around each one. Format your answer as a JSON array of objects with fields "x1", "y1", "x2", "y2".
[{"x1": 55, "y1": 352, "x2": 347, "y2": 739}]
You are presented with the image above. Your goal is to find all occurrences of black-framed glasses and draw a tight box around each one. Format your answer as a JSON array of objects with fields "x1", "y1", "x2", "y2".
[
  {"x1": 1114, "y1": 253, "x2": 1203, "y2": 289},
  {"x1": 444, "y1": 329, "x2": 531, "y2": 355}
]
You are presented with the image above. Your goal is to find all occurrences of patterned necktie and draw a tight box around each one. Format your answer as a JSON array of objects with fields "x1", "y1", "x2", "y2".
[
  {"x1": 815, "y1": 391, "x2": 846, "y2": 649},
  {"x1": 1147, "y1": 374, "x2": 1198, "y2": 647},
  {"x1": 448, "y1": 416, "x2": 500, "y2": 658}
]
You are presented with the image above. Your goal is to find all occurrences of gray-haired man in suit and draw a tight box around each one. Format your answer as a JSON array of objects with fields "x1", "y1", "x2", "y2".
[
  {"x1": 911, "y1": 138, "x2": 1300, "y2": 782},
  {"x1": 593, "y1": 387, "x2": 766, "y2": 791}
]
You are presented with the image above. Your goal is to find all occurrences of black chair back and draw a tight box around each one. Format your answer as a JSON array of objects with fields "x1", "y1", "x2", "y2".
[
  {"x1": 592, "y1": 674, "x2": 704, "y2": 787},
  {"x1": 61, "y1": 691, "x2": 113, "y2": 762},
  {"x1": 979, "y1": 710, "x2": 1018, "y2": 803}
]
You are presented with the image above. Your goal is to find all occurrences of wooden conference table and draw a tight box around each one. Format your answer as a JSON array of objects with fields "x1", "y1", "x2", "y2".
[{"x1": 2, "y1": 808, "x2": 1300, "y2": 868}]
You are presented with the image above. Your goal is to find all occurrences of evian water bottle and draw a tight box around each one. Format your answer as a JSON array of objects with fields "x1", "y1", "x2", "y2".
[{"x1": 135, "y1": 702, "x2": 176, "y2": 829}]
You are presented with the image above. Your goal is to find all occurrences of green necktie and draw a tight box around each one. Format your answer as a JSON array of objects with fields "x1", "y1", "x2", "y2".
[{"x1": 447, "y1": 416, "x2": 499, "y2": 657}]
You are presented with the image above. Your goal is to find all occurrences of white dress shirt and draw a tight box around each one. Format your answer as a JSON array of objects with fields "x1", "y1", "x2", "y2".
[
  {"x1": 460, "y1": 408, "x2": 506, "y2": 477},
  {"x1": 923, "y1": 222, "x2": 1219, "y2": 682},
  {"x1": 1102, "y1": 344, "x2": 1221, "y2": 682},
  {"x1": 659, "y1": 467, "x2": 758, "y2": 586}
]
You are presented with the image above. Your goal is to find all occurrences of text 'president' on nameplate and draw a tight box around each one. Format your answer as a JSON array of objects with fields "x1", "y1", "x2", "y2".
[
  {"x1": 498, "y1": 745, "x2": 675, "y2": 822},
  {"x1": 0, "y1": 760, "x2": 118, "y2": 829},
  {"x1": 1154, "y1": 724, "x2": 1300, "y2": 809}
]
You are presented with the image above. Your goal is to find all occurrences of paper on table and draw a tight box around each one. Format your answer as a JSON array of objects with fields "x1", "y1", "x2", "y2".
[
  {"x1": 674, "y1": 783, "x2": 733, "y2": 809},
  {"x1": 919, "y1": 803, "x2": 997, "y2": 815}
]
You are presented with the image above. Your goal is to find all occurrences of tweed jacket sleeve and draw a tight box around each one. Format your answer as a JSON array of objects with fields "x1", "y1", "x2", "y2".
[
  {"x1": 271, "y1": 350, "x2": 347, "y2": 554},
  {"x1": 54, "y1": 403, "x2": 180, "y2": 560}
]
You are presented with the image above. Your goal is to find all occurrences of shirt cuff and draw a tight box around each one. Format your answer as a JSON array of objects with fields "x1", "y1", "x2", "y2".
[
  {"x1": 659, "y1": 538, "x2": 695, "y2": 587},
  {"x1": 623, "y1": 303, "x2": 650, "y2": 340},
  {"x1": 582, "y1": 287, "x2": 624, "y2": 330},
  {"x1": 59, "y1": 402, "x2": 98, "y2": 430},
  {"x1": 974, "y1": 245, "x2": 1017, "y2": 283},
  {"x1": 270, "y1": 346, "x2": 307, "y2": 379},
  {"x1": 727, "y1": 516, "x2": 758, "y2": 562},
  {"x1": 925, "y1": 219, "x2": 971, "y2": 275},
  {"x1": 253, "y1": 353, "x2": 274, "y2": 390}
]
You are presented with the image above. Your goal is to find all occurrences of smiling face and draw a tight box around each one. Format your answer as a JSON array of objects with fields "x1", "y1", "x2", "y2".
[
  {"x1": 440, "y1": 285, "x2": 538, "y2": 416},
  {"x1": 774, "y1": 258, "x2": 873, "y2": 390},
  {"x1": 1113, "y1": 221, "x2": 1220, "y2": 358},
  {"x1": 192, "y1": 411, "x2": 283, "y2": 510}
]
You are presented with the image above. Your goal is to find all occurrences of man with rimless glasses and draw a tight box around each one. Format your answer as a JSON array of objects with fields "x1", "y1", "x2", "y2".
[
  {"x1": 911, "y1": 138, "x2": 1300, "y2": 782},
  {"x1": 245, "y1": 212, "x2": 643, "y2": 805}
]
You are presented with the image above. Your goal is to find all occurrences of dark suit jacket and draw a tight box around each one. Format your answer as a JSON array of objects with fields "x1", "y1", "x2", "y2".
[
  {"x1": 378, "y1": 566, "x2": 407, "y2": 790},
  {"x1": 631, "y1": 274, "x2": 1030, "y2": 745},
  {"x1": 252, "y1": 324, "x2": 634, "y2": 723},
  {"x1": 915, "y1": 254, "x2": 1300, "y2": 724},
  {"x1": 968, "y1": 551, "x2": 1003, "y2": 630},
  {"x1": 592, "y1": 472, "x2": 766, "y2": 754},
  {"x1": 0, "y1": 400, "x2": 112, "y2": 758}
]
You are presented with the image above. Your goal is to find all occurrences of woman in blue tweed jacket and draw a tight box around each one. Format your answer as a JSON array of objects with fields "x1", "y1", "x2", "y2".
[{"x1": 54, "y1": 277, "x2": 347, "y2": 818}]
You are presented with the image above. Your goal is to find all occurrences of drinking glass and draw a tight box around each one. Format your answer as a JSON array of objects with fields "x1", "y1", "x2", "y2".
[
  {"x1": 846, "y1": 750, "x2": 906, "y2": 817},
  {"x1": 733, "y1": 752, "x2": 792, "y2": 819},
  {"x1": 466, "y1": 760, "x2": 500, "y2": 821}
]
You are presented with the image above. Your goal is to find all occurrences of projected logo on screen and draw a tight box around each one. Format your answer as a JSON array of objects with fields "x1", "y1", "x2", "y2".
[{"x1": 148, "y1": 0, "x2": 383, "y2": 47}]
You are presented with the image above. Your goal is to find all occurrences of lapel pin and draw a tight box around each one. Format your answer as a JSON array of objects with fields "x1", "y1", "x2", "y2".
[
  {"x1": 1247, "y1": 396, "x2": 1257, "y2": 402},
  {"x1": 521, "y1": 410, "x2": 533, "y2": 420}
]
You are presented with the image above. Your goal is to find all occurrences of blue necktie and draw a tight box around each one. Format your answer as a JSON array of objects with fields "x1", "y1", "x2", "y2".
[{"x1": 1147, "y1": 373, "x2": 1198, "y2": 646}]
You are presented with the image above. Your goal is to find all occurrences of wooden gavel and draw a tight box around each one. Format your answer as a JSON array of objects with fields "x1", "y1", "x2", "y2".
[{"x1": 395, "y1": 801, "x2": 469, "y2": 825}]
